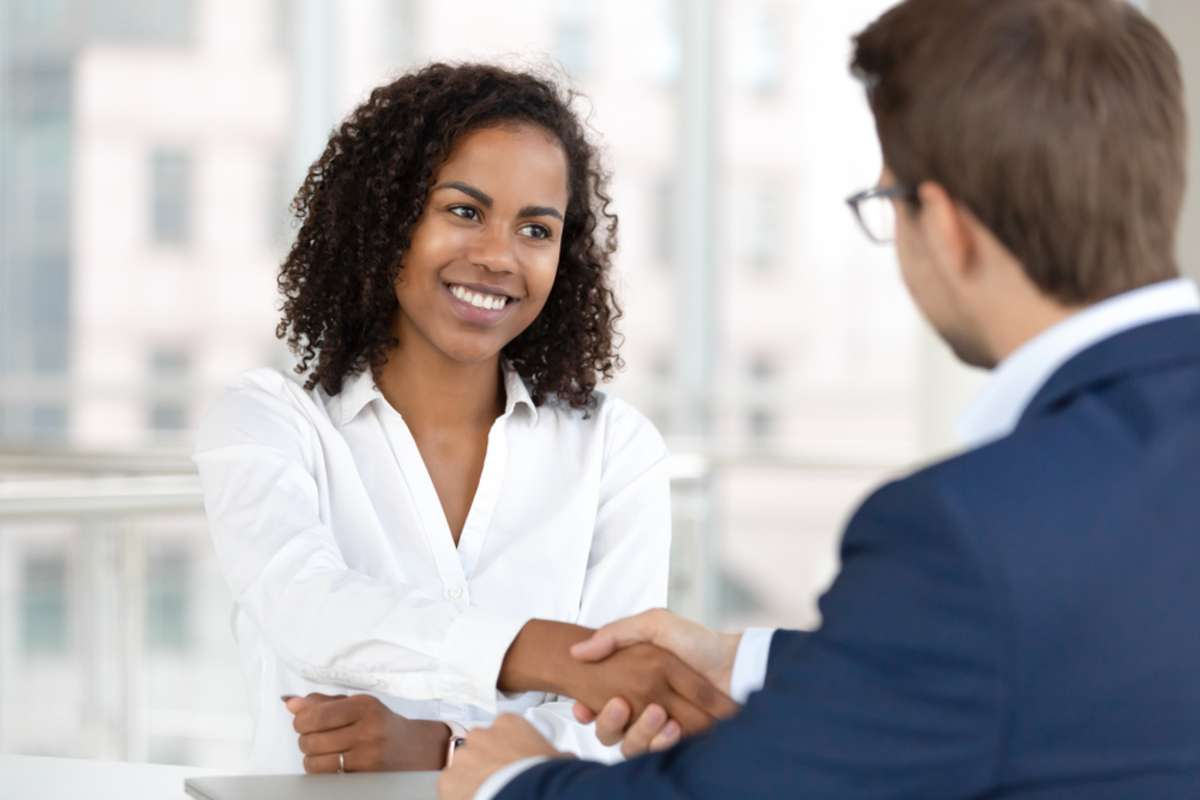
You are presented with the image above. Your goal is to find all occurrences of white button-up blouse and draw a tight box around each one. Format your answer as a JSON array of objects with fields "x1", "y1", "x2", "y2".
[{"x1": 192, "y1": 366, "x2": 671, "y2": 772}]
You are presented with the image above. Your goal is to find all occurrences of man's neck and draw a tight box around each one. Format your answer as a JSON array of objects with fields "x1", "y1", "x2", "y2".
[{"x1": 987, "y1": 298, "x2": 1079, "y2": 365}]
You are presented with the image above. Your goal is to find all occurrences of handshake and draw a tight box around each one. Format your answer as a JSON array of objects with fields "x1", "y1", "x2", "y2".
[
  {"x1": 434, "y1": 610, "x2": 743, "y2": 799},
  {"x1": 284, "y1": 610, "x2": 739, "y2": 783},
  {"x1": 555, "y1": 610, "x2": 741, "y2": 757}
]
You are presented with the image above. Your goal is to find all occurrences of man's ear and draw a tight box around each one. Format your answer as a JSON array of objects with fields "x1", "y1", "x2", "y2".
[{"x1": 915, "y1": 181, "x2": 976, "y2": 285}]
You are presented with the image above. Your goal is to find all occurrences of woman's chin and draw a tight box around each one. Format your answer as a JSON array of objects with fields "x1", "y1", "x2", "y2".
[{"x1": 435, "y1": 340, "x2": 507, "y2": 366}]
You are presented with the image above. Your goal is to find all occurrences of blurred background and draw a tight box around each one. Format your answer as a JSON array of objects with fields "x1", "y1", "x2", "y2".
[{"x1": 1, "y1": 0, "x2": 1196, "y2": 771}]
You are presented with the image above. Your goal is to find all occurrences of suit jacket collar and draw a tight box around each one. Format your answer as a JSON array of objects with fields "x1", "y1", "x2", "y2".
[{"x1": 1017, "y1": 312, "x2": 1200, "y2": 428}]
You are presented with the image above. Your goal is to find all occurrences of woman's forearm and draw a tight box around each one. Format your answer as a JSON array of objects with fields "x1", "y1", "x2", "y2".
[{"x1": 497, "y1": 619, "x2": 594, "y2": 695}]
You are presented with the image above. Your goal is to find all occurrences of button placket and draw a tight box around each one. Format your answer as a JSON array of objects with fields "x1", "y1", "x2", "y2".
[{"x1": 373, "y1": 404, "x2": 470, "y2": 598}]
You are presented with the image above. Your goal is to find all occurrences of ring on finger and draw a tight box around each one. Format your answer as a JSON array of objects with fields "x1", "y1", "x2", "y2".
[{"x1": 337, "y1": 752, "x2": 345, "y2": 774}]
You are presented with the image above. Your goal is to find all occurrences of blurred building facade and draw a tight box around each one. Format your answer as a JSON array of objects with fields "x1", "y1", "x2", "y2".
[
  {"x1": 26, "y1": 0, "x2": 1198, "y2": 769},
  {"x1": 6, "y1": 0, "x2": 930, "y2": 768}
]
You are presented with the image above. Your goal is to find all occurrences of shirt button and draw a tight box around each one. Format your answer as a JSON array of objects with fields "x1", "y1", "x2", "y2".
[{"x1": 446, "y1": 586, "x2": 464, "y2": 600}]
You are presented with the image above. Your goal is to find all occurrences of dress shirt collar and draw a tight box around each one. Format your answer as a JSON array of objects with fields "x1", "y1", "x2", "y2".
[
  {"x1": 956, "y1": 277, "x2": 1200, "y2": 448},
  {"x1": 331, "y1": 361, "x2": 538, "y2": 425}
]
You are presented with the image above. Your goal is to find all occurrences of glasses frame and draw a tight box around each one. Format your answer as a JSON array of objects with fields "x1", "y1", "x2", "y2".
[{"x1": 846, "y1": 184, "x2": 918, "y2": 244}]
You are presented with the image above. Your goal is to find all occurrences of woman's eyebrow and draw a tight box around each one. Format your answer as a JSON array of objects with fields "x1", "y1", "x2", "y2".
[
  {"x1": 432, "y1": 180, "x2": 493, "y2": 207},
  {"x1": 518, "y1": 205, "x2": 563, "y2": 221},
  {"x1": 432, "y1": 181, "x2": 562, "y2": 220}
]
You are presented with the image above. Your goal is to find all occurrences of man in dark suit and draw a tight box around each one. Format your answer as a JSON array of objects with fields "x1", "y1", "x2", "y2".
[{"x1": 441, "y1": 0, "x2": 1200, "y2": 797}]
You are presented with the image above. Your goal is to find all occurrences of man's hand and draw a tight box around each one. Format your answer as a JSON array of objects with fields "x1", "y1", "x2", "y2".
[
  {"x1": 438, "y1": 715, "x2": 564, "y2": 800},
  {"x1": 498, "y1": 620, "x2": 738, "y2": 738},
  {"x1": 564, "y1": 640, "x2": 739, "y2": 737},
  {"x1": 285, "y1": 693, "x2": 451, "y2": 772},
  {"x1": 570, "y1": 608, "x2": 742, "y2": 693},
  {"x1": 573, "y1": 697, "x2": 682, "y2": 758},
  {"x1": 568, "y1": 609, "x2": 744, "y2": 756}
]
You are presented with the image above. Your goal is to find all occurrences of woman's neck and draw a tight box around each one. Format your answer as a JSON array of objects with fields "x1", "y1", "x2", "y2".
[{"x1": 375, "y1": 340, "x2": 504, "y2": 431}]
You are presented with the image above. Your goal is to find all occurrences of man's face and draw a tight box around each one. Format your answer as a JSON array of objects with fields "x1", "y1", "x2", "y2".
[{"x1": 888, "y1": 169, "x2": 995, "y2": 368}]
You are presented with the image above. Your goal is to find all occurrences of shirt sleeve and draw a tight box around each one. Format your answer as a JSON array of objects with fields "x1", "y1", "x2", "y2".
[
  {"x1": 192, "y1": 371, "x2": 527, "y2": 712},
  {"x1": 729, "y1": 628, "x2": 776, "y2": 703},
  {"x1": 524, "y1": 397, "x2": 673, "y2": 756}
]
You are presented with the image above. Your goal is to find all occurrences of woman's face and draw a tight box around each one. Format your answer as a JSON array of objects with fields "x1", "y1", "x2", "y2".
[{"x1": 393, "y1": 123, "x2": 569, "y2": 366}]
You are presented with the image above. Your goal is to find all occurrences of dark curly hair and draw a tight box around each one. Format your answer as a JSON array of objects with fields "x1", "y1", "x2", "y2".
[{"x1": 276, "y1": 63, "x2": 622, "y2": 409}]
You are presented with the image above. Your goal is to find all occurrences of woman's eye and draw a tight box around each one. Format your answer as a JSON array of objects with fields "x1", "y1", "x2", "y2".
[
  {"x1": 449, "y1": 205, "x2": 479, "y2": 221},
  {"x1": 519, "y1": 223, "x2": 552, "y2": 240}
]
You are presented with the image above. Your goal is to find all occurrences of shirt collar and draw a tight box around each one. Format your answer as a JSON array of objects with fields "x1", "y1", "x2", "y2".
[
  {"x1": 501, "y1": 363, "x2": 539, "y2": 423},
  {"x1": 956, "y1": 277, "x2": 1200, "y2": 448},
  {"x1": 331, "y1": 362, "x2": 538, "y2": 426}
]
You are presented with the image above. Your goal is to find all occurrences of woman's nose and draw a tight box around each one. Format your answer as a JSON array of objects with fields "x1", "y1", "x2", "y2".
[{"x1": 466, "y1": 224, "x2": 518, "y2": 274}]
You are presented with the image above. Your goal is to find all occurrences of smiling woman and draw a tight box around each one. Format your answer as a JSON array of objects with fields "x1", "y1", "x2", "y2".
[{"x1": 192, "y1": 63, "x2": 733, "y2": 776}]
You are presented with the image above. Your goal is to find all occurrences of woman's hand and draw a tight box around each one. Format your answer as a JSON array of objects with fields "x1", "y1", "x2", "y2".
[{"x1": 284, "y1": 693, "x2": 450, "y2": 772}]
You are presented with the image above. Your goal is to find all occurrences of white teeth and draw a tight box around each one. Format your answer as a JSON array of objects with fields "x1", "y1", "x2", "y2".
[{"x1": 449, "y1": 284, "x2": 509, "y2": 311}]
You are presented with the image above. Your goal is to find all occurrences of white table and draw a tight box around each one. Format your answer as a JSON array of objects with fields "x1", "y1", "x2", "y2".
[{"x1": 0, "y1": 754, "x2": 224, "y2": 800}]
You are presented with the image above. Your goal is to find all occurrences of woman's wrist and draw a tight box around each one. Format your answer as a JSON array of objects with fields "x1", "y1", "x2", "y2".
[
  {"x1": 413, "y1": 719, "x2": 453, "y2": 769},
  {"x1": 498, "y1": 619, "x2": 594, "y2": 696}
]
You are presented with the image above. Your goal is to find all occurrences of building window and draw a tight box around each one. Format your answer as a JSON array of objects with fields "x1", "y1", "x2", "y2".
[
  {"x1": 747, "y1": 406, "x2": 775, "y2": 441},
  {"x1": 21, "y1": 555, "x2": 68, "y2": 655},
  {"x1": 555, "y1": 1, "x2": 592, "y2": 80},
  {"x1": 146, "y1": 548, "x2": 191, "y2": 652},
  {"x1": 649, "y1": 0, "x2": 681, "y2": 87},
  {"x1": 653, "y1": 176, "x2": 677, "y2": 266},
  {"x1": 749, "y1": 354, "x2": 775, "y2": 383},
  {"x1": 739, "y1": 179, "x2": 787, "y2": 273},
  {"x1": 88, "y1": 0, "x2": 194, "y2": 46},
  {"x1": 736, "y1": 2, "x2": 786, "y2": 95},
  {"x1": 30, "y1": 404, "x2": 68, "y2": 441},
  {"x1": 746, "y1": 354, "x2": 777, "y2": 441},
  {"x1": 151, "y1": 148, "x2": 192, "y2": 246},
  {"x1": 267, "y1": 153, "x2": 293, "y2": 248},
  {"x1": 148, "y1": 347, "x2": 191, "y2": 432}
]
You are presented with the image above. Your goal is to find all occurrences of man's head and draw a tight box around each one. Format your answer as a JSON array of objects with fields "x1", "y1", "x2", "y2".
[{"x1": 853, "y1": 0, "x2": 1187, "y2": 367}]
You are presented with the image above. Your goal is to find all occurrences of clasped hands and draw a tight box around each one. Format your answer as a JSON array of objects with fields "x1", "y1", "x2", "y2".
[{"x1": 439, "y1": 610, "x2": 741, "y2": 799}]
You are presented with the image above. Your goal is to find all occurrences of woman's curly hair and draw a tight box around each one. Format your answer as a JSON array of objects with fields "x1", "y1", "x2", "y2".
[{"x1": 276, "y1": 63, "x2": 622, "y2": 410}]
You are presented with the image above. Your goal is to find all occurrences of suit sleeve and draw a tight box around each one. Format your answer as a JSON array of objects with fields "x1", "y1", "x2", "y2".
[{"x1": 497, "y1": 474, "x2": 1008, "y2": 799}]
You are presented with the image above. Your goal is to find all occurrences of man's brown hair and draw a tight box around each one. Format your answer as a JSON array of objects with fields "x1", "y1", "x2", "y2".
[{"x1": 853, "y1": 0, "x2": 1187, "y2": 303}]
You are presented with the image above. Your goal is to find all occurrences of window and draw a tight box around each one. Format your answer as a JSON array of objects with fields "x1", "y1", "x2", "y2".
[
  {"x1": 649, "y1": 0, "x2": 681, "y2": 87},
  {"x1": 748, "y1": 354, "x2": 775, "y2": 382},
  {"x1": 267, "y1": 153, "x2": 293, "y2": 248},
  {"x1": 735, "y1": 2, "x2": 786, "y2": 95},
  {"x1": 148, "y1": 347, "x2": 191, "y2": 432},
  {"x1": 653, "y1": 176, "x2": 677, "y2": 266},
  {"x1": 555, "y1": 1, "x2": 591, "y2": 80},
  {"x1": 21, "y1": 555, "x2": 68, "y2": 655},
  {"x1": 747, "y1": 406, "x2": 775, "y2": 440},
  {"x1": 273, "y1": 0, "x2": 295, "y2": 54},
  {"x1": 31, "y1": 253, "x2": 70, "y2": 373},
  {"x1": 30, "y1": 404, "x2": 68, "y2": 441},
  {"x1": 146, "y1": 548, "x2": 191, "y2": 652},
  {"x1": 151, "y1": 148, "x2": 192, "y2": 246},
  {"x1": 746, "y1": 354, "x2": 777, "y2": 441},
  {"x1": 88, "y1": 0, "x2": 194, "y2": 46},
  {"x1": 739, "y1": 179, "x2": 787, "y2": 273}
]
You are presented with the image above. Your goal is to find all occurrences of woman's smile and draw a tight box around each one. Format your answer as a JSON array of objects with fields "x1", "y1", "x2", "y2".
[{"x1": 444, "y1": 280, "x2": 519, "y2": 326}]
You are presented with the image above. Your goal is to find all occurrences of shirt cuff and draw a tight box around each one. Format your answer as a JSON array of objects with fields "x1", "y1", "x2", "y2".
[
  {"x1": 473, "y1": 756, "x2": 551, "y2": 800},
  {"x1": 729, "y1": 627, "x2": 776, "y2": 704},
  {"x1": 438, "y1": 607, "x2": 530, "y2": 713}
]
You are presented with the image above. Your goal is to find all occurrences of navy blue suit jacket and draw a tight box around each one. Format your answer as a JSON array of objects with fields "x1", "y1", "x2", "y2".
[{"x1": 501, "y1": 314, "x2": 1200, "y2": 798}]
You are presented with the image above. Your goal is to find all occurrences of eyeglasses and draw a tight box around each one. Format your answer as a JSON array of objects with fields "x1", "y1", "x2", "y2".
[{"x1": 846, "y1": 184, "x2": 917, "y2": 244}]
